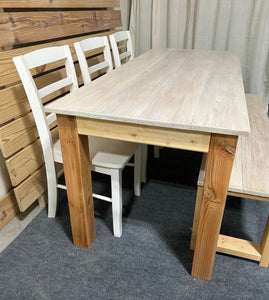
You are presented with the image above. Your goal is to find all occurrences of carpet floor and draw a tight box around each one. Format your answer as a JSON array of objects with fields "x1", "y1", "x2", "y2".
[{"x1": 0, "y1": 148, "x2": 268, "y2": 300}]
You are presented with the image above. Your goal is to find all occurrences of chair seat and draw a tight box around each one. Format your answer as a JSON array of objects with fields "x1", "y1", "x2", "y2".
[{"x1": 53, "y1": 136, "x2": 137, "y2": 169}]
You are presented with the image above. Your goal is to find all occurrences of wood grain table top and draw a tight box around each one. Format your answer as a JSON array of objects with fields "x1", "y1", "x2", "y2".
[{"x1": 45, "y1": 48, "x2": 250, "y2": 136}]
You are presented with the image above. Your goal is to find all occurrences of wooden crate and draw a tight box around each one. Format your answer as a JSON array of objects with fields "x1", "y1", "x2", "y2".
[{"x1": 0, "y1": 1, "x2": 121, "y2": 216}]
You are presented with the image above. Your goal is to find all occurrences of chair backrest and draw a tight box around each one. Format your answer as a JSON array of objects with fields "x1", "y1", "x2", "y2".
[
  {"x1": 12, "y1": 45, "x2": 78, "y2": 174},
  {"x1": 74, "y1": 36, "x2": 113, "y2": 85},
  {"x1": 109, "y1": 31, "x2": 134, "y2": 69}
]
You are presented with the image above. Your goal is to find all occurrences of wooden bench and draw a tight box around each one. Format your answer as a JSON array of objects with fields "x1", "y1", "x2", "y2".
[{"x1": 190, "y1": 94, "x2": 269, "y2": 267}]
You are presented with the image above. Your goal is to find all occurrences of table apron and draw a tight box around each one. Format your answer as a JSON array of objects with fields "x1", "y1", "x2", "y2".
[{"x1": 76, "y1": 117, "x2": 210, "y2": 153}]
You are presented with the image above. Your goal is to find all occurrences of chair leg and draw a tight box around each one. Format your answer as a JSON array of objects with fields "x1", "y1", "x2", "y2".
[
  {"x1": 141, "y1": 145, "x2": 148, "y2": 183},
  {"x1": 190, "y1": 186, "x2": 204, "y2": 250},
  {"x1": 46, "y1": 167, "x2": 58, "y2": 218},
  {"x1": 259, "y1": 215, "x2": 269, "y2": 267},
  {"x1": 153, "y1": 146, "x2": 160, "y2": 158},
  {"x1": 111, "y1": 169, "x2": 123, "y2": 237},
  {"x1": 134, "y1": 145, "x2": 142, "y2": 196}
]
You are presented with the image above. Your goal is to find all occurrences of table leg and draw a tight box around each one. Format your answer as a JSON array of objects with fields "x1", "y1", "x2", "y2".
[
  {"x1": 191, "y1": 133, "x2": 238, "y2": 280},
  {"x1": 57, "y1": 115, "x2": 96, "y2": 248}
]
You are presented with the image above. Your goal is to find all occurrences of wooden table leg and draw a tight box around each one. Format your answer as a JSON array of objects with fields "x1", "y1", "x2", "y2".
[
  {"x1": 191, "y1": 133, "x2": 238, "y2": 280},
  {"x1": 57, "y1": 115, "x2": 96, "y2": 248}
]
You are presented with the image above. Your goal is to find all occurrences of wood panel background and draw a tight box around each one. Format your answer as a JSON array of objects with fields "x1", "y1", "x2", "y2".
[{"x1": 0, "y1": 0, "x2": 122, "y2": 224}]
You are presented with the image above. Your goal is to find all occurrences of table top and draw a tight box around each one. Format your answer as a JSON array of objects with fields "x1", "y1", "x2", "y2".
[{"x1": 45, "y1": 48, "x2": 250, "y2": 136}]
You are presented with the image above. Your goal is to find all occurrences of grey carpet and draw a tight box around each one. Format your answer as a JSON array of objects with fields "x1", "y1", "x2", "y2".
[{"x1": 0, "y1": 148, "x2": 269, "y2": 300}]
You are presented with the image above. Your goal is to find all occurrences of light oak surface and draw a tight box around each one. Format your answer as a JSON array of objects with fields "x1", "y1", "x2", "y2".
[
  {"x1": 45, "y1": 49, "x2": 249, "y2": 280},
  {"x1": 45, "y1": 49, "x2": 250, "y2": 136}
]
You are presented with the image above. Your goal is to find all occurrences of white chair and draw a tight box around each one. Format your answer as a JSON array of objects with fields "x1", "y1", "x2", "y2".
[
  {"x1": 109, "y1": 31, "x2": 134, "y2": 69},
  {"x1": 74, "y1": 36, "x2": 113, "y2": 84},
  {"x1": 13, "y1": 45, "x2": 141, "y2": 238}
]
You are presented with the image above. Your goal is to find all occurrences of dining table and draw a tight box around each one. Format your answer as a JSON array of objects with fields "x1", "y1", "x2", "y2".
[{"x1": 45, "y1": 48, "x2": 250, "y2": 281}]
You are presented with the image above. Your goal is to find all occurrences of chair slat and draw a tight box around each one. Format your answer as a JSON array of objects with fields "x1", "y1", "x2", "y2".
[
  {"x1": 46, "y1": 113, "x2": 57, "y2": 126},
  {"x1": 38, "y1": 77, "x2": 73, "y2": 99},
  {"x1": 119, "y1": 51, "x2": 131, "y2": 60},
  {"x1": 88, "y1": 61, "x2": 109, "y2": 75}
]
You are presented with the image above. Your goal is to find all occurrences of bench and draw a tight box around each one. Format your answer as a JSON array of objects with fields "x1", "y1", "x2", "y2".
[{"x1": 190, "y1": 94, "x2": 269, "y2": 267}]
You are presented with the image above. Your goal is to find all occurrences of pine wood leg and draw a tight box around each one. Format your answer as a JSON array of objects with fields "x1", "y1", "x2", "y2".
[
  {"x1": 57, "y1": 115, "x2": 96, "y2": 248},
  {"x1": 191, "y1": 133, "x2": 238, "y2": 280},
  {"x1": 190, "y1": 186, "x2": 204, "y2": 251},
  {"x1": 259, "y1": 215, "x2": 269, "y2": 267}
]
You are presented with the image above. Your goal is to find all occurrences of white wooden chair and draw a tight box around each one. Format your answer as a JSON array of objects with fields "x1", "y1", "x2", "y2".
[
  {"x1": 74, "y1": 36, "x2": 113, "y2": 84},
  {"x1": 109, "y1": 31, "x2": 134, "y2": 69},
  {"x1": 13, "y1": 45, "x2": 141, "y2": 238}
]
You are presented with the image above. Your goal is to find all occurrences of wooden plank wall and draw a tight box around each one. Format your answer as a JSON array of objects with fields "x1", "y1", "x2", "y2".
[
  {"x1": 0, "y1": 0, "x2": 121, "y2": 223},
  {"x1": 0, "y1": 190, "x2": 19, "y2": 230}
]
